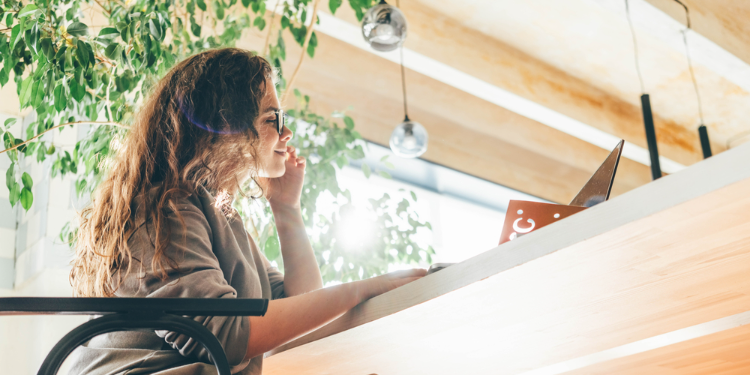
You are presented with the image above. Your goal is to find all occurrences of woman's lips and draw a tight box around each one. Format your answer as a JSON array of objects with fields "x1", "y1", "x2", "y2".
[{"x1": 274, "y1": 150, "x2": 286, "y2": 157}]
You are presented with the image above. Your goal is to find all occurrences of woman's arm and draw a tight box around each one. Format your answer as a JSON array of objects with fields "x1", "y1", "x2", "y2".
[
  {"x1": 267, "y1": 146, "x2": 323, "y2": 296},
  {"x1": 271, "y1": 203, "x2": 322, "y2": 295},
  {"x1": 245, "y1": 268, "x2": 425, "y2": 359}
]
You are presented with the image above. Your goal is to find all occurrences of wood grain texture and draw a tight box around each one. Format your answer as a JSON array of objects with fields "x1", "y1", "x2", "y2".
[
  {"x1": 563, "y1": 316, "x2": 750, "y2": 375},
  {"x1": 264, "y1": 142, "x2": 750, "y2": 374},
  {"x1": 645, "y1": 0, "x2": 750, "y2": 67}
]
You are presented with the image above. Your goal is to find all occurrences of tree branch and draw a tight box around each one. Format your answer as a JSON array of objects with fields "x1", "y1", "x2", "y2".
[
  {"x1": 263, "y1": 1, "x2": 282, "y2": 57},
  {"x1": 280, "y1": 0, "x2": 320, "y2": 104},
  {"x1": 0, "y1": 121, "x2": 128, "y2": 155},
  {"x1": 92, "y1": 0, "x2": 112, "y2": 15}
]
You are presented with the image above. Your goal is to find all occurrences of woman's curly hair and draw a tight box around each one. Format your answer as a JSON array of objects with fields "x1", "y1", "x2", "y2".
[{"x1": 71, "y1": 48, "x2": 273, "y2": 297}]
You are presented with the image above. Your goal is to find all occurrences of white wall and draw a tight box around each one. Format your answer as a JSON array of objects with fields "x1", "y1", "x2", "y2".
[{"x1": 0, "y1": 112, "x2": 85, "y2": 375}]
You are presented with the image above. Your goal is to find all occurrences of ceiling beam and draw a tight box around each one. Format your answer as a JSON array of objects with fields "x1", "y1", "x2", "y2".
[
  {"x1": 644, "y1": 0, "x2": 750, "y2": 68},
  {"x1": 314, "y1": 1, "x2": 694, "y2": 171}
]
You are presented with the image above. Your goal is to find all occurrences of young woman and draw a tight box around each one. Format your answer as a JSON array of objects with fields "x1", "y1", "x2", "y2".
[{"x1": 68, "y1": 48, "x2": 426, "y2": 375}]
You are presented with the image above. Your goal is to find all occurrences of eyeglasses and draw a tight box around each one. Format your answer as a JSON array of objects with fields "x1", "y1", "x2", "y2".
[{"x1": 273, "y1": 109, "x2": 287, "y2": 136}]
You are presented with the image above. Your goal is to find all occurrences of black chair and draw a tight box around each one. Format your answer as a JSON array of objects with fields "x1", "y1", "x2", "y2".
[{"x1": 0, "y1": 297, "x2": 269, "y2": 375}]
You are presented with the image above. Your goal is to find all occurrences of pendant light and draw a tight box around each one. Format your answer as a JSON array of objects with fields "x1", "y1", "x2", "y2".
[
  {"x1": 362, "y1": 0, "x2": 426, "y2": 158},
  {"x1": 389, "y1": 46, "x2": 428, "y2": 158},
  {"x1": 361, "y1": 0, "x2": 408, "y2": 52}
]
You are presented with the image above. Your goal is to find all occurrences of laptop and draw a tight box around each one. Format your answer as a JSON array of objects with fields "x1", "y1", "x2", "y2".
[{"x1": 426, "y1": 140, "x2": 624, "y2": 275}]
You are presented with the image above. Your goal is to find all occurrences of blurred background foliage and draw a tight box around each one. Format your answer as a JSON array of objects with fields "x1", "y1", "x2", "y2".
[{"x1": 0, "y1": 0, "x2": 433, "y2": 283}]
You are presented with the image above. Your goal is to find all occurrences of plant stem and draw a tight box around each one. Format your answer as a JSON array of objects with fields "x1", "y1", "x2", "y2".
[
  {"x1": 263, "y1": 0, "x2": 282, "y2": 57},
  {"x1": 280, "y1": 0, "x2": 320, "y2": 104},
  {"x1": 0, "y1": 121, "x2": 128, "y2": 155}
]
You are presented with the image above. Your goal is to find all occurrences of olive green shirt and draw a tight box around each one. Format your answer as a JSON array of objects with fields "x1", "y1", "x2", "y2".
[{"x1": 69, "y1": 186, "x2": 286, "y2": 375}]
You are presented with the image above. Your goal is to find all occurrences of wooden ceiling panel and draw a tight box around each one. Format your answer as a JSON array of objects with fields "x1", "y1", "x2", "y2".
[
  {"x1": 645, "y1": 0, "x2": 750, "y2": 67},
  {"x1": 326, "y1": 0, "x2": 706, "y2": 165}
]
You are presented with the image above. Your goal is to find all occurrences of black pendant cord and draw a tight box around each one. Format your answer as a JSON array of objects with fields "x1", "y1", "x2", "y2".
[
  {"x1": 673, "y1": 0, "x2": 712, "y2": 158},
  {"x1": 625, "y1": 0, "x2": 662, "y2": 179},
  {"x1": 400, "y1": 45, "x2": 409, "y2": 122}
]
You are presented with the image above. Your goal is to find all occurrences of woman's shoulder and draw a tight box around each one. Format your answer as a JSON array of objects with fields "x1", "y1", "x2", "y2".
[{"x1": 131, "y1": 184, "x2": 216, "y2": 220}]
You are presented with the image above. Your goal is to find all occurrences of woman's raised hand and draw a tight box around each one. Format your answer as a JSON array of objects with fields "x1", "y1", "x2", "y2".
[{"x1": 267, "y1": 145, "x2": 306, "y2": 209}]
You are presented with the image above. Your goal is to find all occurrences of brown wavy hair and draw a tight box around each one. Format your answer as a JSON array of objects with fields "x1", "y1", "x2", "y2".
[{"x1": 71, "y1": 48, "x2": 273, "y2": 297}]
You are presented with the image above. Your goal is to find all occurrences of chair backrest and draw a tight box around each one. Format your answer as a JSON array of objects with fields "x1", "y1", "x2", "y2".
[{"x1": 0, "y1": 297, "x2": 269, "y2": 375}]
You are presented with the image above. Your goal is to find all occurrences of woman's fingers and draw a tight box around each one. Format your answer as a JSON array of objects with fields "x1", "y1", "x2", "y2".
[{"x1": 390, "y1": 268, "x2": 427, "y2": 279}]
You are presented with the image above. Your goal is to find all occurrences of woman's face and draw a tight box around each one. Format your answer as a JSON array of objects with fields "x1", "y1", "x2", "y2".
[{"x1": 255, "y1": 78, "x2": 293, "y2": 178}]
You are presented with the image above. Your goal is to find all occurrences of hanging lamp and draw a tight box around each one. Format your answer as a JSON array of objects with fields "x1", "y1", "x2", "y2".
[
  {"x1": 363, "y1": 0, "x2": 426, "y2": 158},
  {"x1": 361, "y1": 0, "x2": 408, "y2": 52},
  {"x1": 389, "y1": 46, "x2": 428, "y2": 158}
]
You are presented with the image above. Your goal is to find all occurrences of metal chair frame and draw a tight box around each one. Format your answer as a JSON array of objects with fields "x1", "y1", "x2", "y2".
[{"x1": 0, "y1": 297, "x2": 269, "y2": 375}]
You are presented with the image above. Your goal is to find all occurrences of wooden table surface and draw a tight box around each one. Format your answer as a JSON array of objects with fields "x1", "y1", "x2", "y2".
[{"x1": 265, "y1": 142, "x2": 750, "y2": 375}]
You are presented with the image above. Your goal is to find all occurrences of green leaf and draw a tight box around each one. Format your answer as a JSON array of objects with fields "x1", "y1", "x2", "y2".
[
  {"x1": 18, "y1": 4, "x2": 39, "y2": 19},
  {"x1": 29, "y1": 80, "x2": 42, "y2": 108},
  {"x1": 10, "y1": 24, "x2": 22, "y2": 52},
  {"x1": 242, "y1": 0, "x2": 251, "y2": 7},
  {"x1": 46, "y1": 144, "x2": 55, "y2": 155},
  {"x1": 307, "y1": 32, "x2": 317, "y2": 58},
  {"x1": 40, "y1": 37, "x2": 53, "y2": 58},
  {"x1": 5, "y1": 164, "x2": 14, "y2": 189},
  {"x1": 19, "y1": 76, "x2": 33, "y2": 107},
  {"x1": 148, "y1": 19, "x2": 162, "y2": 40},
  {"x1": 197, "y1": 0, "x2": 207, "y2": 11},
  {"x1": 9, "y1": 182, "x2": 20, "y2": 207},
  {"x1": 361, "y1": 163, "x2": 371, "y2": 178},
  {"x1": 190, "y1": 16, "x2": 201, "y2": 37},
  {"x1": 67, "y1": 22, "x2": 89, "y2": 37},
  {"x1": 70, "y1": 77, "x2": 85, "y2": 102},
  {"x1": 54, "y1": 84, "x2": 66, "y2": 112},
  {"x1": 20, "y1": 187, "x2": 33, "y2": 211},
  {"x1": 253, "y1": 16, "x2": 266, "y2": 30},
  {"x1": 410, "y1": 191, "x2": 417, "y2": 201},
  {"x1": 215, "y1": 0, "x2": 225, "y2": 19},
  {"x1": 98, "y1": 27, "x2": 120, "y2": 39},
  {"x1": 4, "y1": 118, "x2": 17, "y2": 127},
  {"x1": 344, "y1": 115, "x2": 354, "y2": 130},
  {"x1": 21, "y1": 172, "x2": 32, "y2": 189},
  {"x1": 378, "y1": 170, "x2": 392, "y2": 179},
  {"x1": 104, "y1": 43, "x2": 119, "y2": 59},
  {"x1": 329, "y1": 0, "x2": 343, "y2": 14},
  {"x1": 76, "y1": 40, "x2": 89, "y2": 67},
  {"x1": 336, "y1": 154, "x2": 348, "y2": 169}
]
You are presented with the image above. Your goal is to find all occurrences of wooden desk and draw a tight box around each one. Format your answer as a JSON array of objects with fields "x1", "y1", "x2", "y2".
[{"x1": 265, "y1": 143, "x2": 750, "y2": 375}]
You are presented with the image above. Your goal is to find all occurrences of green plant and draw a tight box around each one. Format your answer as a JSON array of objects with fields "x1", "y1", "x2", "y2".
[{"x1": 0, "y1": 0, "x2": 433, "y2": 283}]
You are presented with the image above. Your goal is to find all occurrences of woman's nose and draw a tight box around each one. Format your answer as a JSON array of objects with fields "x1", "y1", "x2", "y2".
[{"x1": 280, "y1": 125, "x2": 293, "y2": 142}]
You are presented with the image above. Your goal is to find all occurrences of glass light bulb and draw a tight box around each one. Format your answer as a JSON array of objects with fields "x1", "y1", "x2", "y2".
[
  {"x1": 361, "y1": 2, "x2": 408, "y2": 52},
  {"x1": 390, "y1": 120, "x2": 427, "y2": 158}
]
